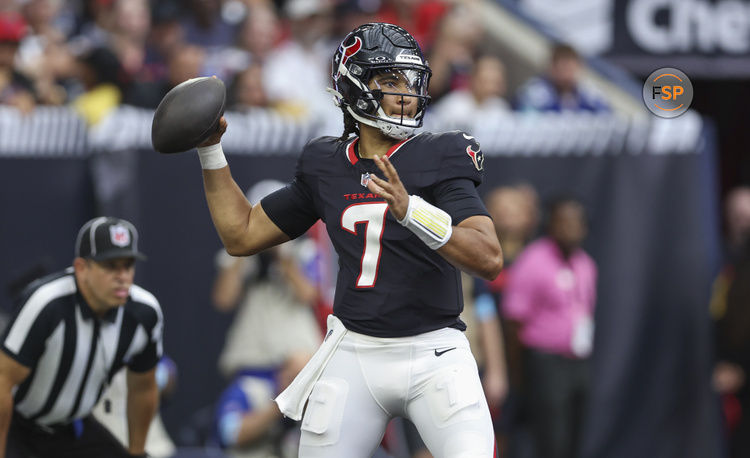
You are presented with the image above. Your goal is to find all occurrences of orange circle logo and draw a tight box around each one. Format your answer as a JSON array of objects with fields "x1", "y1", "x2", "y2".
[{"x1": 642, "y1": 67, "x2": 693, "y2": 118}]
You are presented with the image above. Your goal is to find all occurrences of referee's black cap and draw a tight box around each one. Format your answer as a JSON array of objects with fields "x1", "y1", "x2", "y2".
[{"x1": 75, "y1": 217, "x2": 147, "y2": 262}]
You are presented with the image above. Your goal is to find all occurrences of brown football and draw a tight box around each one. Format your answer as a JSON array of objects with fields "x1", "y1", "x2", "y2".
[{"x1": 151, "y1": 77, "x2": 226, "y2": 154}]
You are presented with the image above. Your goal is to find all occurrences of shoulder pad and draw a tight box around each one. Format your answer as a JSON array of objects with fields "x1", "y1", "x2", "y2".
[
  {"x1": 296, "y1": 136, "x2": 342, "y2": 176},
  {"x1": 430, "y1": 131, "x2": 484, "y2": 185}
]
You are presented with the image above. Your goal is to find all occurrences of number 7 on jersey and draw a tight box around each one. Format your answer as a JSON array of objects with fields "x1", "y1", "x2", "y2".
[{"x1": 341, "y1": 202, "x2": 389, "y2": 288}]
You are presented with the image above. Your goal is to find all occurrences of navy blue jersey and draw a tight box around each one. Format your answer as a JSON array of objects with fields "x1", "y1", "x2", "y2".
[{"x1": 262, "y1": 131, "x2": 488, "y2": 337}]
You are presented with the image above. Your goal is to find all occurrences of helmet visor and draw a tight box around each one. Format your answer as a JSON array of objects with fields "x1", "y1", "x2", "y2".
[
  {"x1": 369, "y1": 67, "x2": 430, "y2": 97},
  {"x1": 366, "y1": 66, "x2": 431, "y2": 124}
]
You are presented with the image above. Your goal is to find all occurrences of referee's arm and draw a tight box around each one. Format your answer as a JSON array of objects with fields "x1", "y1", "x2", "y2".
[
  {"x1": 0, "y1": 351, "x2": 30, "y2": 458},
  {"x1": 126, "y1": 367, "x2": 158, "y2": 456}
]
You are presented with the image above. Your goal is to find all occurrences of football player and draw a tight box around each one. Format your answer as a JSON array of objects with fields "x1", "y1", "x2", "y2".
[{"x1": 195, "y1": 23, "x2": 503, "y2": 458}]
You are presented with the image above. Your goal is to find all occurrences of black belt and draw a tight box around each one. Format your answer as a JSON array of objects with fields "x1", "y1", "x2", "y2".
[{"x1": 12, "y1": 411, "x2": 76, "y2": 436}]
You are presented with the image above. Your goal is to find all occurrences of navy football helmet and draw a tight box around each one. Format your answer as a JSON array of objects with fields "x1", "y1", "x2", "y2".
[{"x1": 331, "y1": 23, "x2": 431, "y2": 140}]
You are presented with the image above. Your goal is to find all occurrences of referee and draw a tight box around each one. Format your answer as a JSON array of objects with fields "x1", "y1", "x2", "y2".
[{"x1": 0, "y1": 217, "x2": 163, "y2": 458}]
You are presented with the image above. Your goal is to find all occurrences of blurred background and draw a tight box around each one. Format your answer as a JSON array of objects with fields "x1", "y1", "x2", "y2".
[{"x1": 0, "y1": 0, "x2": 747, "y2": 457}]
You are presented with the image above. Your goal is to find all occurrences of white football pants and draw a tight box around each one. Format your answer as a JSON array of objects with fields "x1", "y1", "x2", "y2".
[{"x1": 298, "y1": 326, "x2": 495, "y2": 458}]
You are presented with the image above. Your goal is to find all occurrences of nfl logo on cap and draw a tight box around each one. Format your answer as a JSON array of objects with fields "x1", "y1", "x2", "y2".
[
  {"x1": 110, "y1": 225, "x2": 131, "y2": 247},
  {"x1": 75, "y1": 217, "x2": 146, "y2": 261}
]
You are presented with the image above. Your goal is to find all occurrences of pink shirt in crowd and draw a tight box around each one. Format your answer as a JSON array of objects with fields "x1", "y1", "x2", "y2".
[{"x1": 502, "y1": 237, "x2": 598, "y2": 358}]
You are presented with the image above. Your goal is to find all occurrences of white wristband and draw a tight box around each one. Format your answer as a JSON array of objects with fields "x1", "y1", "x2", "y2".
[
  {"x1": 196, "y1": 143, "x2": 228, "y2": 170},
  {"x1": 398, "y1": 195, "x2": 453, "y2": 250}
]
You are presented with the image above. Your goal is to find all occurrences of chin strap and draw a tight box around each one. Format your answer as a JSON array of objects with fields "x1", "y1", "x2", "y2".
[
  {"x1": 346, "y1": 106, "x2": 415, "y2": 140},
  {"x1": 397, "y1": 195, "x2": 453, "y2": 250},
  {"x1": 376, "y1": 119, "x2": 414, "y2": 140}
]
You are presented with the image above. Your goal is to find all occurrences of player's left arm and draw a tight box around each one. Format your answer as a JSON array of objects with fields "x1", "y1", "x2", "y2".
[
  {"x1": 367, "y1": 155, "x2": 502, "y2": 280},
  {"x1": 126, "y1": 367, "x2": 158, "y2": 456},
  {"x1": 438, "y1": 215, "x2": 503, "y2": 280}
]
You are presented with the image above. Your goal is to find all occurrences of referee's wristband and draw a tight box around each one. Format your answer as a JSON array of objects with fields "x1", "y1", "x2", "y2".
[
  {"x1": 397, "y1": 195, "x2": 453, "y2": 250},
  {"x1": 196, "y1": 143, "x2": 228, "y2": 170}
]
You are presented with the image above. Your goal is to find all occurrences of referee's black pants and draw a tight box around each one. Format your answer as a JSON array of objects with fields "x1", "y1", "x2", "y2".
[{"x1": 7, "y1": 411, "x2": 133, "y2": 458}]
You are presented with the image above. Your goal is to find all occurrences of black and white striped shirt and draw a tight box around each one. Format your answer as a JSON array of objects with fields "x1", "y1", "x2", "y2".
[{"x1": 1, "y1": 268, "x2": 163, "y2": 426}]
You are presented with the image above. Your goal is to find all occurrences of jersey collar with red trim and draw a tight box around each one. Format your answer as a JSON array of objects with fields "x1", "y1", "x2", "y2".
[{"x1": 345, "y1": 135, "x2": 419, "y2": 165}]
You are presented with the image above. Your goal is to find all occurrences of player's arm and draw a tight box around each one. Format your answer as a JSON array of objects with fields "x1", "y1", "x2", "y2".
[
  {"x1": 0, "y1": 351, "x2": 31, "y2": 458},
  {"x1": 439, "y1": 215, "x2": 503, "y2": 280},
  {"x1": 126, "y1": 367, "x2": 158, "y2": 456},
  {"x1": 367, "y1": 154, "x2": 503, "y2": 280},
  {"x1": 198, "y1": 118, "x2": 291, "y2": 256}
]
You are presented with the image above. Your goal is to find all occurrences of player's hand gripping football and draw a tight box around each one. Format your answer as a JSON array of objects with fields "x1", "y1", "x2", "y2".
[
  {"x1": 367, "y1": 155, "x2": 409, "y2": 221},
  {"x1": 198, "y1": 116, "x2": 228, "y2": 147}
]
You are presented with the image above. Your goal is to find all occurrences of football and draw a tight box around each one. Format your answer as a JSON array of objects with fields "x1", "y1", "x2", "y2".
[{"x1": 151, "y1": 76, "x2": 226, "y2": 154}]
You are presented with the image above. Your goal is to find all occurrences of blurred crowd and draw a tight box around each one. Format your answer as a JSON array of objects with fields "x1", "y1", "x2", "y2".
[{"x1": 0, "y1": 0, "x2": 610, "y2": 131}]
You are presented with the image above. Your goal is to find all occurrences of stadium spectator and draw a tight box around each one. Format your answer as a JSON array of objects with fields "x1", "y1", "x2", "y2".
[
  {"x1": 0, "y1": 11, "x2": 36, "y2": 114},
  {"x1": 376, "y1": 0, "x2": 448, "y2": 51},
  {"x1": 425, "y1": 5, "x2": 484, "y2": 101},
  {"x1": 16, "y1": 0, "x2": 69, "y2": 105},
  {"x1": 332, "y1": 0, "x2": 381, "y2": 41},
  {"x1": 67, "y1": 0, "x2": 117, "y2": 55},
  {"x1": 710, "y1": 186, "x2": 750, "y2": 458},
  {"x1": 212, "y1": 180, "x2": 321, "y2": 381},
  {"x1": 140, "y1": 0, "x2": 184, "y2": 83},
  {"x1": 503, "y1": 197, "x2": 597, "y2": 458},
  {"x1": 214, "y1": 3, "x2": 282, "y2": 94},
  {"x1": 233, "y1": 2, "x2": 281, "y2": 65},
  {"x1": 227, "y1": 63, "x2": 269, "y2": 110},
  {"x1": 514, "y1": 44, "x2": 609, "y2": 113},
  {"x1": 126, "y1": 43, "x2": 205, "y2": 109},
  {"x1": 475, "y1": 184, "x2": 540, "y2": 457},
  {"x1": 429, "y1": 54, "x2": 511, "y2": 131},
  {"x1": 181, "y1": 0, "x2": 237, "y2": 49},
  {"x1": 212, "y1": 180, "x2": 320, "y2": 456},
  {"x1": 72, "y1": 45, "x2": 126, "y2": 125},
  {"x1": 261, "y1": 0, "x2": 340, "y2": 131},
  {"x1": 485, "y1": 185, "x2": 540, "y2": 265},
  {"x1": 110, "y1": 0, "x2": 152, "y2": 79},
  {"x1": 214, "y1": 352, "x2": 310, "y2": 458}
]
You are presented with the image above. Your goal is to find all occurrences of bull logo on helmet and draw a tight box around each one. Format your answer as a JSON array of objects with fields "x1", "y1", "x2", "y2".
[{"x1": 334, "y1": 36, "x2": 362, "y2": 80}]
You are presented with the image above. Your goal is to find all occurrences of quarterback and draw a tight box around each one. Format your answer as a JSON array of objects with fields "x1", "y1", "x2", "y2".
[{"x1": 195, "y1": 23, "x2": 503, "y2": 458}]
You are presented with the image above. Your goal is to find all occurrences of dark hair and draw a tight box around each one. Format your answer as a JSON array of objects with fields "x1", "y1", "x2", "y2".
[
  {"x1": 551, "y1": 44, "x2": 580, "y2": 63},
  {"x1": 338, "y1": 110, "x2": 359, "y2": 141},
  {"x1": 544, "y1": 195, "x2": 587, "y2": 229},
  {"x1": 80, "y1": 46, "x2": 126, "y2": 87},
  {"x1": 547, "y1": 195, "x2": 583, "y2": 215}
]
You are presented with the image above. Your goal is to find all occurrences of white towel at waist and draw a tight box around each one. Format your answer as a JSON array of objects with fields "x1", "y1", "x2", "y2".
[{"x1": 274, "y1": 314, "x2": 347, "y2": 420}]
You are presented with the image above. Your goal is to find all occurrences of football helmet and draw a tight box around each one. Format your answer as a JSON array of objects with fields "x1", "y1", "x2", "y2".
[{"x1": 331, "y1": 23, "x2": 431, "y2": 140}]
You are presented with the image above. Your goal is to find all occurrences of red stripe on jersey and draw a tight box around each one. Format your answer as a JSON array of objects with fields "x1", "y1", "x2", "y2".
[
  {"x1": 346, "y1": 134, "x2": 418, "y2": 165},
  {"x1": 346, "y1": 138, "x2": 359, "y2": 165},
  {"x1": 385, "y1": 135, "x2": 416, "y2": 159}
]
